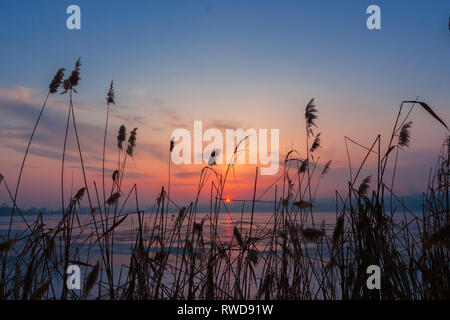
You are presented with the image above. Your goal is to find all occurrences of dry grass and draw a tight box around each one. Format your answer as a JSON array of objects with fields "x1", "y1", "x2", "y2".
[{"x1": 0, "y1": 61, "x2": 448, "y2": 300}]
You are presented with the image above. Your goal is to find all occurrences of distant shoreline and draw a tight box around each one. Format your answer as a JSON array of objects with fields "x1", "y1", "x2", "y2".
[{"x1": 0, "y1": 193, "x2": 424, "y2": 215}]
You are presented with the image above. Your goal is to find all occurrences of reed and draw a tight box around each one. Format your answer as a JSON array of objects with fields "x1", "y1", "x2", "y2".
[{"x1": 0, "y1": 62, "x2": 448, "y2": 300}]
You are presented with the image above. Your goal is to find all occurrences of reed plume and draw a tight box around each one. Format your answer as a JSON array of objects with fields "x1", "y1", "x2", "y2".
[
  {"x1": 112, "y1": 170, "x2": 120, "y2": 184},
  {"x1": 49, "y1": 68, "x2": 65, "y2": 94},
  {"x1": 208, "y1": 149, "x2": 217, "y2": 165},
  {"x1": 298, "y1": 159, "x2": 308, "y2": 173},
  {"x1": 61, "y1": 58, "x2": 81, "y2": 94},
  {"x1": 117, "y1": 125, "x2": 126, "y2": 150},
  {"x1": 106, "y1": 80, "x2": 115, "y2": 105},
  {"x1": 305, "y1": 98, "x2": 318, "y2": 136},
  {"x1": 398, "y1": 121, "x2": 412, "y2": 148},
  {"x1": 106, "y1": 192, "x2": 121, "y2": 205},
  {"x1": 69, "y1": 58, "x2": 81, "y2": 87},
  {"x1": 73, "y1": 187, "x2": 86, "y2": 204},
  {"x1": 83, "y1": 261, "x2": 100, "y2": 299},
  {"x1": 310, "y1": 132, "x2": 321, "y2": 152},
  {"x1": 358, "y1": 175, "x2": 372, "y2": 195},
  {"x1": 321, "y1": 160, "x2": 332, "y2": 176},
  {"x1": 126, "y1": 128, "x2": 138, "y2": 157}
]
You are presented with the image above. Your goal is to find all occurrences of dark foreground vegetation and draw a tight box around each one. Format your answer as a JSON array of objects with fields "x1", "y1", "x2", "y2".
[{"x1": 0, "y1": 60, "x2": 448, "y2": 300}]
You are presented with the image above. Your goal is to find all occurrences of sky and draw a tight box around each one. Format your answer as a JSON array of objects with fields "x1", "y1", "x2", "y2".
[{"x1": 0, "y1": 0, "x2": 449, "y2": 209}]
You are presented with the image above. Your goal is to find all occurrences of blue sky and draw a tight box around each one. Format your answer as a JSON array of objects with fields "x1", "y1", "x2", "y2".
[
  {"x1": 0, "y1": 0, "x2": 449, "y2": 207},
  {"x1": 0, "y1": 0, "x2": 449, "y2": 104}
]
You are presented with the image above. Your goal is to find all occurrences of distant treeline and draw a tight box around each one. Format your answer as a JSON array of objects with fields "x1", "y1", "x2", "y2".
[
  {"x1": 0, "y1": 206, "x2": 64, "y2": 216},
  {"x1": 0, "y1": 194, "x2": 424, "y2": 216}
]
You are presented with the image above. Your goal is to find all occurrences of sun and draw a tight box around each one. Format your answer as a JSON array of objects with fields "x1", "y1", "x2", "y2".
[{"x1": 225, "y1": 197, "x2": 231, "y2": 203}]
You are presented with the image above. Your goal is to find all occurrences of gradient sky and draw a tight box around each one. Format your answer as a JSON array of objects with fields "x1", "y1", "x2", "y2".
[{"x1": 0, "y1": 0, "x2": 449, "y2": 209}]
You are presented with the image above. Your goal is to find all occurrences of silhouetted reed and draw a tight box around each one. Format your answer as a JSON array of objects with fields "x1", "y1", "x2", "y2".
[{"x1": 0, "y1": 63, "x2": 448, "y2": 301}]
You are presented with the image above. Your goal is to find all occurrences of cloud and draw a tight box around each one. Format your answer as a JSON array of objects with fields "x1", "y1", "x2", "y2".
[
  {"x1": 0, "y1": 87, "x2": 152, "y2": 165},
  {"x1": 2, "y1": 140, "x2": 79, "y2": 163},
  {"x1": 0, "y1": 86, "x2": 34, "y2": 104},
  {"x1": 138, "y1": 141, "x2": 166, "y2": 162},
  {"x1": 173, "y1": 171, "x2": 200, "y2": 179},
  {"x1": 111, "y1": 113, "x2": 148, "y2": 125},
  {"x1": 67, "y1": 165, "x2": 155, "y2": 179}
]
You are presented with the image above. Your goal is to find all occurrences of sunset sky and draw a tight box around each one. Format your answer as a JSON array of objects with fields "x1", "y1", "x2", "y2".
[{"x1": 0, "y1": 0, "x2": 449, "y2": 209}]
